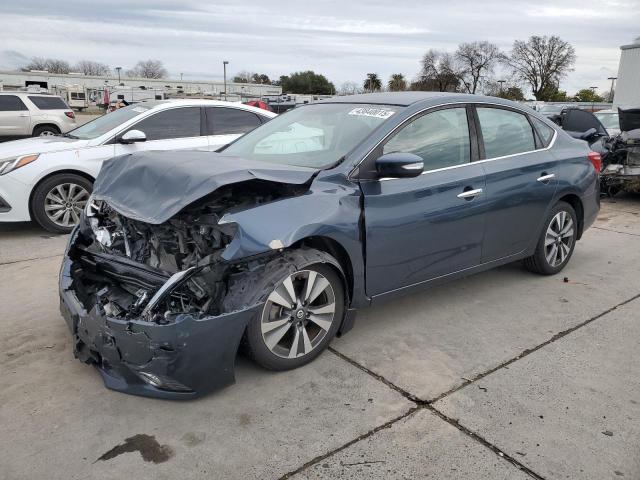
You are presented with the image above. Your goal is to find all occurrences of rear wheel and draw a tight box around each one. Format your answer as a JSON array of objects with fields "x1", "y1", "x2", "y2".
[
  {"x1": 31, "y1": 173, "x2": 92, "y2": 233},
  {"x1": 225, "y1": 249, "x2": 345, "y2": 371},
  {"x1": 33, "y1": 125, "x2": 60, "y2": 137},
  {"x1": 524, "y1": 201, "x2": 578, "y2": 275}
]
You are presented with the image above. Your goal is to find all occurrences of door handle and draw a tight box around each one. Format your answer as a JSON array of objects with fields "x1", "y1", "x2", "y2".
[
  {"x1": 457, "y1": 188, "x2": 483, "y2": 199},
  {"x1": 537, "y1": 173, "x2": 555, "y2": 183},
  {"x1": 19, "y1": 113, "x2": 29, "y2": 117}
]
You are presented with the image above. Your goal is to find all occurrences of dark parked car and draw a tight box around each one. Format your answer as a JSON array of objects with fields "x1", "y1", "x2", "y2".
[{"x1": 59, "y1": 92, "x2": 601, "y2": 398}]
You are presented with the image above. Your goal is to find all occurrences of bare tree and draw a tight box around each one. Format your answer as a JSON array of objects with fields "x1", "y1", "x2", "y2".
[
  {"x1": 419, "y1": 50, "x2": 461, "y2": 92},
  {"x1": 23, "y1": 57, "x2": 70, "y2": 74},
  {"x1": 74, "y1": 60, "x2": 111, "y2": 76},
  {"x1": 508, "y1": 35, "x2": 576, "y2": 101},
  {"x1": 337, "y1": 81, "x2": 362, "y2": 96},
  {"x1": 455, "y1": 41, "x2": 504, "y2": 94},
  {"x1": 233, "y1": 71, "x2": 255, "y2": 83},
  {"x1": 388, "y1": 73, "x2": 407, "y2": 92},
  {"x1": 126, "y1": 60, "x2": 168, "y2": 79}
]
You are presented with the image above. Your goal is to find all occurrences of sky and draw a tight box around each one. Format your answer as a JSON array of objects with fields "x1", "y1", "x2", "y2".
[{"x1": 1, "y1": 0, "x2": 638, "y2": 97}]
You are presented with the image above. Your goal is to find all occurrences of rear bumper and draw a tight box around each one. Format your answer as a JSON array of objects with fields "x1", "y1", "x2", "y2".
[
  {"x1": 0, "y1": 174, "x2": 31, "y2": 222},
  {"x1": 581, "y1": 179, "x2": 600, "y2": 235},
  {"x1": 59, "y1": 233, "x2": 260, "y2": 399}
]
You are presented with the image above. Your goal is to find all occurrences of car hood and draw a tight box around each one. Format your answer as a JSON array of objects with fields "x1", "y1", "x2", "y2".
[
  {"x1": 91, "y1": 150, "x2": 319, "y2": 224},
  {"x1": 0, "y1": 136, "x2": 91, "y2": 159},
  {"x1": 618, "y1": 107, "x2": 640, "y2": 133}
]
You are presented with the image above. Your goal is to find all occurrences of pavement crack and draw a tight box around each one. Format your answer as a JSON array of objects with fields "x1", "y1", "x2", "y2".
[
  {"x1": 0, "y1": 253, "x2": 63, "y2": 267},
  {"x1": 277, "y1": 406, "x2": 421, "y2": 480},
  {"x1": 430, "y1": 291, "x2": 640, "y2": 403},
  {"x1": 592, "y1": 226, "x2": 640, "y2": 237}
]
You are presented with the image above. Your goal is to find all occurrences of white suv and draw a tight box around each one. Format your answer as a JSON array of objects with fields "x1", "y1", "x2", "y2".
[
  {"x1": 0, "y1": 99, "x2": 275, "y2": 232},
  {"x1": 0, "y1": 92, "x2": 77, "y2": 138}
]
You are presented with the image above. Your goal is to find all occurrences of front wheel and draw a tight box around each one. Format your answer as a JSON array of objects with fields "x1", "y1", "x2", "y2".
[
  {"x1": 225, "y1": 249, "x2": 345, "y2": 371},
  {"x1": 524, "y1": 201, "x2": 578, "y2": 275},
  {"x1": 31, "y1": 173, "x2": 92, "y2": 234}
]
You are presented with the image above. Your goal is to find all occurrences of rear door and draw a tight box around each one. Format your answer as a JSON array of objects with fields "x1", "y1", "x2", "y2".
[
  {"x1": 204, "y1": 107, "x2": 264, "y2": 150},
  {"x1": 114, "y1": 106, "x2": 207, "y2": 156},
  {"x1": 474, "y1": 106, "x2": 558, "y2": 262},
  {"x1": 0, "y1": 95, "x2": 30, "y2": 136},
  {"x1": 360, "y1": 105, "x2": 487, "y2": 296}
]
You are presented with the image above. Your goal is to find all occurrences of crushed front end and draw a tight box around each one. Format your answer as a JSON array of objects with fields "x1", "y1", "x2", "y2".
[{"x1": 58, "y1": 182, "x2": 299, "y2": 398}]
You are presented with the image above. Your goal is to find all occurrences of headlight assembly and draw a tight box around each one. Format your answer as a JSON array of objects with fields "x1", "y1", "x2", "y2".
[{"x1": 0, "y1": 154, "x2": 39, "y2": 176}]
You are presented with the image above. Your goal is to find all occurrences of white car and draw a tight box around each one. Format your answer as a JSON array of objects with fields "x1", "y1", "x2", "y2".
[
  {"x1": 0, "y1": 99, "x2": 276, "y2": 233},
  {"x1": 594, "y1": 109, "x2": 621, "y2": 136},
  {"x1": 0, "y1": 92, "x2": 77, "y2": 138}
]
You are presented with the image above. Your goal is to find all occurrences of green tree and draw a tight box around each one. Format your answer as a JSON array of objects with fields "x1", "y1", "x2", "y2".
[
  {"x1": 574, "y1": 88, "x2": 603, "y2": 102},
  {"x1": 364, "y1": 73, "x2": 382, "y2": 92},
  {"x1": 508, "y1": 35, "x2": 576, "y2": 101},
  {"x1": 387, "y1": 73, "x2": 407, "y2": 92},
  {"x1": 280, "y1": 71, "x2": 335, "y2": 94}
]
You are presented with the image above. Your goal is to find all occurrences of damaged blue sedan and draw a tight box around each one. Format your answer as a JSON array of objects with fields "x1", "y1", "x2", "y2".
[{"x1": 59, "y1": 92, "x2": 600, "y2": 398}]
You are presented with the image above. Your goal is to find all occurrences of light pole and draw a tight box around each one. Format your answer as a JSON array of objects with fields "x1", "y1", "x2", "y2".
[
  {"x1": 497, "y1": 79, "x2": 506, "y2": 96},
  {"x1": 607, "y1": 76, "x2": 617, "y2": 103},
  {"x1": 115, "y1": 66, "x2": 122, "y2": 85},
  {"x1": 589, "y1": 86, "x2": 598, "y2": 111},
  {"x1": 180, "y1": 72, "x2": 183, "y2": 81},
  {"x1": 223, "y1": 61, "x2": 229, "y2": 101}
]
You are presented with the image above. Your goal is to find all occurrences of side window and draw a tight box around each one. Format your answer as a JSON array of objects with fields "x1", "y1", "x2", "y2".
[
  {"x1": 383, "y1": 107, "x2": 470, "y2": 171},
  {"x1": 28, "y1": 96, "x2": 68, "y2": 110},
  {"x1": 477, "y1": 107, "x2": 536, "y2": 158},
  {"x1": 206, "y1": 107, "x2": 262, "y2": 135},
  {"x1": 129, "y1": 107, "x2": 201, "y2": 141},
  {"x1": 530, "y1": 116, "x2": 555, "y2": 147},
  {"x1": 0, "y1": 95, "x2": 28, "y2": 112}
]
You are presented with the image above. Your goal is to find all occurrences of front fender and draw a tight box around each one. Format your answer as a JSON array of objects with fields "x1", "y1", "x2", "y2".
[{"x1": 219, "y1": 180, "x2": 367, "y2": 306}]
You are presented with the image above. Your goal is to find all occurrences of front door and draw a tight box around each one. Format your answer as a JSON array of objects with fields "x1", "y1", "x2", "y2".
[
  {"x1": 360, "y1": 106, "x2": 487, "y2": 297},
  {"x1": 114, "y1": 106, "x2": 208, "y2": 157}
]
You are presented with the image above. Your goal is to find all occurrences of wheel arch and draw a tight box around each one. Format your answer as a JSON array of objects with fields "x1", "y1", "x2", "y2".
[
  {"x1": 28, "y1": 169, "x2": 95, "y2": 218},
  {"x1": 32, "y1": 123, "x2": 61, "y2": 136},
  {"x1": 557, "y1": 193, "x2": 585, "y2": 239}
]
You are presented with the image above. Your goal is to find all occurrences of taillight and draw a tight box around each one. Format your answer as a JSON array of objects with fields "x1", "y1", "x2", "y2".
[
  {"x1": 64, "y1": 111, "x2": 75, "y2": 119},
  {"x1": 588, "y1": 151, "x2": 602, "y2": 172}
]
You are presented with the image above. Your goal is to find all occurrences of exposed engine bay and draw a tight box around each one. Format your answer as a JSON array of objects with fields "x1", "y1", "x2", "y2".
[
  {"x1": 69, "y1": 180, "x2": 307, "y2": 324},
  {"x1": 600, "y1": 128, "x2": 640, "y2": 195}
]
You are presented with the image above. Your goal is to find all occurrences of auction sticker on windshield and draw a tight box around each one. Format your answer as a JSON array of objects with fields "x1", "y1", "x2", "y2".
[{"x1": 348, "y1": 107, "x2": 395, "y2": 119}]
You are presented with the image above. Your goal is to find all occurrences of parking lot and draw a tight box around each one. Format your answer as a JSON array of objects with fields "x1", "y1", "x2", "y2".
[{"x1": 1, "y1": 195, "x2": 639, "y2": 479}]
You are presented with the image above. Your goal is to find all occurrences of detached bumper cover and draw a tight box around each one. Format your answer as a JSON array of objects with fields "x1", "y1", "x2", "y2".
[{"x1": 59, "y1": 254, "x2": 260, "y2": 399}]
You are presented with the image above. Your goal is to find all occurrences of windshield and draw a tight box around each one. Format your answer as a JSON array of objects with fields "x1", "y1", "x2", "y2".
[
  {"x1": 67, "y1": 104, "x2": 151, "y2": 140},
  {"x1": 594, "y1": 112, "x2": 620, "y2": 130},
  {"x1": 222, "y1": 103, "x2": 400, "y2": 168}
]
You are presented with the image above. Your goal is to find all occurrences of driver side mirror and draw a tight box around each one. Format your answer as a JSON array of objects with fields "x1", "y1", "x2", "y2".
[
  {"x1": 376, "y1": 152, "x2": 424, "y2": 179},
  {"x1": 119, "y1": 129, "x2": 147, "y2": 144}
]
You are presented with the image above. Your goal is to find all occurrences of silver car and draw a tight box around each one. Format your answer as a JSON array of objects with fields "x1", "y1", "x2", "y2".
[{"x1": 0, "y1": 92, "x2": 77, "y2": 138}]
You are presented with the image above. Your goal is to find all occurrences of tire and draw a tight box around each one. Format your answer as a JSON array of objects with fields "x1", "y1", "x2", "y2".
[
  {"x1": 524, "y1": 201, "x2": 578, "y2": 275},
  {"x1": 31, "y1": 173, "x2": 93, "y2": 234},
  {"x1": 224, "y1": 248, "x2": 345, "y2": 371},
  {"x1": 33, "y1": 125, "x2": 60, "y2": 137}
]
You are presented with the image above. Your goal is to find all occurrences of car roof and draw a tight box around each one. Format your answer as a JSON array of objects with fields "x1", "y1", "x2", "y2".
[
  {"x1": 144, "y1": 99, "x2": 277, "y2": 116},
  {"x1": 322, "y1": 91, "x2": 531, "y2": 110}
]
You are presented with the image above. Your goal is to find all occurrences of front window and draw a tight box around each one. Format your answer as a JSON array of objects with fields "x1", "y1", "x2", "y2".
[
  {"x1": 67, "y1": 104, "x2": 152, "y2": 140},
  {"x1": 222, "y1": 103, "x2": 400, "y2": 168}
]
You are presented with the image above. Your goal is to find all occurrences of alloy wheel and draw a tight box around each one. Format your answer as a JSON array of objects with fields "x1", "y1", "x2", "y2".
[
  {"x1": 545, "y1": 210, "x2": 575, "y2": 267},
  {"x1": 39, "y1": 130, "x2": 56, "y2": 137},
  {"x1": 44, "y1": 183, "x2": 89, "y2": 228},
  {"x1": 261, "y1": 270, "x2": 336, "y2": 359}
]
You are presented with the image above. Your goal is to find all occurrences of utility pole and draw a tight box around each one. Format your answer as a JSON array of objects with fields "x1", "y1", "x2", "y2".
[
  {"x1": 589, "y1": 86, "x2": 598, "y2": 112},
  {"x1": 115, "y1": 66, "x2": 122, "y2": 85},
  {"x1": 223, "y1": 61, "x2": 229, "y2": 101},
  {"x1": 607, "y1": 76, "x2": 617, "y2": 103},
  {"x1": 180, "y1": 73, "x2": 183, "y2": 81},
  {"x1": 497, "y1": 79, "x2": 506, "y2": 95}
]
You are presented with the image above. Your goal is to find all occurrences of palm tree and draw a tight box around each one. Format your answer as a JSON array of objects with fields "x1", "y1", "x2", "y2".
[
  {"x1": 363, "y1": 73, "x2": 382, "y2": 93},
  {"x1": 388, "y1": 73, "x2": 407, "y2": 92}
]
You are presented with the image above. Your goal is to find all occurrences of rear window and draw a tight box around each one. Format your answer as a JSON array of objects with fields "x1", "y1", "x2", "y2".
[
  {"x1": 530, "y1": 116, "x2": 555, "y2": 147},
  {"x1": 477, "y1": 107, "x2": 536, "y2": 158},
  {"x1": 206, "y1": 107, "x2": 263, "y2": 135},
  {"x1": 28, "y1": 96, "x2": 68, "y2": 110}
]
